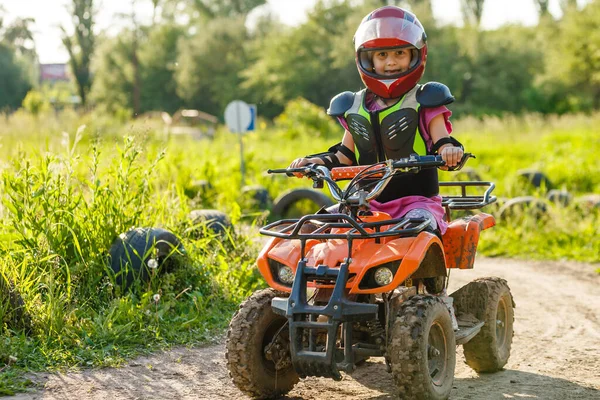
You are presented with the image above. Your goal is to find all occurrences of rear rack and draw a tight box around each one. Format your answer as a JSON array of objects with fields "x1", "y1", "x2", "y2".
[
  {"x1": 260, "y1": 213, "x2": 431, "y2": 241},
  {"x1": 440, "y1": 181, "x2": 497, "y2": 210}
]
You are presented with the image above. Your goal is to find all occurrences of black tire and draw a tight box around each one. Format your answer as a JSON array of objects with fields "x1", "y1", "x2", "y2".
[
  {"x1": 226, "y1": 288, "x2": 299, "y2": 399},
  {"x1": 187, "y1": 209, "x2": 232, "y2": 236},
  {"x1": 241, "y1": 185, "x2": 272, "y2": 210},
  {"x1": 271, "y1": 188, "x2": 334, "y2": 219},
  {"x1": 452, "y1": 277, "x2": 515, "y2": 372},
  {"x1": 109, "y1": 227, "x2": 185, "y2": 288},
  {"x1": 183, "y1": 179, "x2": 213, "y2": 199},
  {"x1": 497, "y1": 196, "x2": 548, "y2": 220},
  {"x1": 454, "y1": 167, "x2": 482, "y2": 182},
  {"x1": 0, "y1": 274, "x2": 31, "y2": 332},
  {"x1": 424, "y1": 276, "x2": 446, "y2": 295},
  {"x1": 546, "y1": 189, "x2": 572, "y2": 206},
  {"x1": 517, "y1": 169, "x2": 553, "y2": 191},
  {"x1": 388, "y1": 295, "x2": 456, "y2": 400},
  {"x1": 573, "y1": 194, "x2": 600, "y2": 213}
]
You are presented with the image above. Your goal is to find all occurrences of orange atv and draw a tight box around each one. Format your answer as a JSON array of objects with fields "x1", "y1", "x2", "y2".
[{"x1": 226, "y1": 154, "x2": 514, "y2": 400}]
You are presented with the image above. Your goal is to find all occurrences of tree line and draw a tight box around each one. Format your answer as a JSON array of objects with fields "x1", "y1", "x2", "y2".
[{"x1": 1, "y1": 0, "x2": 599, "y2": 119}]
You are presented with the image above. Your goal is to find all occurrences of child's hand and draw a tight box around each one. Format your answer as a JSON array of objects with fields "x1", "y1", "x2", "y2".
[
  {"x1": 439, "y1": 145, "x2": 464, "y2": 170},
  {"x1": 289, "y1": 157, "x2": 314, "y2": 178}
]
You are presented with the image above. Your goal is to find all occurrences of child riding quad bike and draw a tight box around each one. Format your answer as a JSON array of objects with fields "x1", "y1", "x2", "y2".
[{"x1": 225, "y1": 154, "x2": 514, "y2": 400}]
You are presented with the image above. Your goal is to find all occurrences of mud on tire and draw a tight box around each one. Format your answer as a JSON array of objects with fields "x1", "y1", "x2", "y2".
[
  {"x1": 452, "y1": 277, "x2": 515, "y2": 372},
  {"x1": 225, "y1": 288, "x2": 299, "y2": 399},
  {"x1": 388, "y1": 295, "x2": 456, "y2": 400}
]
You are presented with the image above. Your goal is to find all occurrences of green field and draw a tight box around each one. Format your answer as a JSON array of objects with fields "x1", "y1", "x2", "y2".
[{"x1": 0, "y1": 109, "x2": 598, "y2": 393}]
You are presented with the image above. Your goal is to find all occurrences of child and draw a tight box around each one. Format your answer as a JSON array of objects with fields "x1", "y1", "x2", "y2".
[{"x1": 289, "y1": 5, "x2": 463, "y2": 236}]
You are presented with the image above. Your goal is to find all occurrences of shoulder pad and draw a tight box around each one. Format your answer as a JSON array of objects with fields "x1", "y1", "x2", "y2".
[
  {"x1": 327, "y1": 91, "x2": 355, "y2": 116},
  {"x1": 416, "y1": 82, "x2": 455, "y2": 108}
]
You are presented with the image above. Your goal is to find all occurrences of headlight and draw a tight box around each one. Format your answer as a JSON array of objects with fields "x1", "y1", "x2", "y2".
[
  {"x1": 277, "y1": 265, "x2": 295, "y2": 284},
  {"x1": 374, "y1": 267, "x2": 394, "y2": 286}
]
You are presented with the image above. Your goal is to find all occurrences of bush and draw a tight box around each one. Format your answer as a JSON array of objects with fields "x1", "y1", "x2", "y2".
[{"x1": 273, "y1": 97, "x2": 341, "y2": 140}]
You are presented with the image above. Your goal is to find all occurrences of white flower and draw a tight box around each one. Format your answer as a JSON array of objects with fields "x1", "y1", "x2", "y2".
[
  {"x1": 153, "y1": 294, "x2": 161, "y2": 303},
  {"x1": 148, "y1": 259, "x2": 159, "y2": 269}
]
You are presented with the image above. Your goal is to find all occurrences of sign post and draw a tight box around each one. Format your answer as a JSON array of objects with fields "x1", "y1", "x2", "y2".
[{"x1": 224, "y1": 100, "x2": 254, "y2": 185}]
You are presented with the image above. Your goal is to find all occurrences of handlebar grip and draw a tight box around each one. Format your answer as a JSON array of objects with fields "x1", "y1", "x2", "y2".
[{"x1": 331, "y1": 165, "x2": 384, "y2": 180}]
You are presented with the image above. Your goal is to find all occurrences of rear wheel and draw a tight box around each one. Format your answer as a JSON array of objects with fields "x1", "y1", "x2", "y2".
[
  {"x1": 388, "y1": 295, "x2": 456, "y2": 400},
  {"x1": 453, "y1": 277, "x2": 515, "y2": 372},
  {"x1": 226, "y1": 288, "x2": 299, "y2": 399}
]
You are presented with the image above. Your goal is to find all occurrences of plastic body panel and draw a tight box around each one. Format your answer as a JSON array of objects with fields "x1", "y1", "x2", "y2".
[{"x1": 442, "y1": 213, "x2": 495, "y2": 269}]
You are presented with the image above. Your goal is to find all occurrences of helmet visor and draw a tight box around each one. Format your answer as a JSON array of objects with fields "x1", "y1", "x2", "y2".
[
  {"x1": 357, "y1": 46, "x2": 421, "y2": 79},
  {"x1": 354, "y1": 16, "x2": 426, "y2": 51}
]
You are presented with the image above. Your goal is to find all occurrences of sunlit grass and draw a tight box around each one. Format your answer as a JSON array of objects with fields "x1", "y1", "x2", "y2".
[{"x1": 0, "y1": 108, "x2": 597, "y2": 393}]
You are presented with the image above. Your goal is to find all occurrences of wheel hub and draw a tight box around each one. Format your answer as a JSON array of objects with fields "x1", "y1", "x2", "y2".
[
  {"x1": 427, "y1": 321, "x2": 448, "y2": 385},
  {"x1": 264, "y1": 331, "x2": 292, "y2": 371}
]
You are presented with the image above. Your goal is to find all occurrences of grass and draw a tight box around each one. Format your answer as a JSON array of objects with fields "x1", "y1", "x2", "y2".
[{"x1": 0, "y1": 108, "x2": 597, "y2": 393}]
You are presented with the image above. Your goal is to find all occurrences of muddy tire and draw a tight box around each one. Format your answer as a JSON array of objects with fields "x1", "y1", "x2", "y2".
[
  {"x1": 453, "y1": 277, "x2": 515, "y2": 372},
  {"x1": 271, "y1": 188, "x2": 334, "y2": 219},
  {"x1": 226, "y1": 288, "x2": 299, "y2": 399},
  {"x1": 388, "y1": 295, "x2": 456, "y2": 400}
]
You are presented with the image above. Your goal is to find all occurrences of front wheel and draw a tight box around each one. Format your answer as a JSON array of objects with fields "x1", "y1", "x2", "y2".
[
  {"x1": 453, "y1": 277, "x2": 515, "y2": 372},
  {"x1": 225, "y1": 288, "x2": 299, "y2": 399},
  {"x1": 388, "y1": 295, "x2": 456, "y2": 400}
]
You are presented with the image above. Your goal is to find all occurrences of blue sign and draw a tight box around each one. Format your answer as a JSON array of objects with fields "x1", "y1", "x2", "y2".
[{"x1": 247, "y1": 104, "x2": 257, "y2": 131}]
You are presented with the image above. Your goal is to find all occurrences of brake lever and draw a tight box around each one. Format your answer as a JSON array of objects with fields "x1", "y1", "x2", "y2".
[
  {"x1": 446, "y1": 153, "x2": 475, "y2": 172},
  {"x1": 267, "y1": 164, "x2": 319, "y2": 177}
]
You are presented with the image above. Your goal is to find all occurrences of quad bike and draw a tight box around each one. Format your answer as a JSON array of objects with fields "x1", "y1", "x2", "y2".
[{"x1": 226, "y1": 154, "x2": 514, "y2": 400}]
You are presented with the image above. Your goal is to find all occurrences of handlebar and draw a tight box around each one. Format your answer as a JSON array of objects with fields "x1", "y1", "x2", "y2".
[{"x1": 268, "y1": 153, "x2": 474, "y2": 205}]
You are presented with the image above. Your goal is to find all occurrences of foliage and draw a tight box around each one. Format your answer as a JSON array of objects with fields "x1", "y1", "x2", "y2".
[
  {"x1": 21, "y1": 90, "x2": 50, "y2": 116},
  {"x1": 241, "y1": 0, "x2": 361, "y2": 119},
  {"x1": 0, "y1": 107, "x2": 597, "y2": 392},
  {"x1": 273, "y1": 97, "x2": 341, "y2": 140},
  {"x1": 0, "y1": 43, "x2": 32, "y2": 111},
  {"x1": 139, "y1": 24, "x2": 185, "y2": 114},
  {"x1": 542, "y1": 0, "x2": 600, "y2": 109},
  {"x1": 89, "y1": 33, "x2": 135, "y2": 115},
  {"x1": 62, "y1": 0, "x2": 95, "y2": 105},
  {"x1": 90, "y1": 23, "x2": 185, "y2": 116},
  {"x1": 175, "y1": 16, "x2": 250, "y2": 117}
]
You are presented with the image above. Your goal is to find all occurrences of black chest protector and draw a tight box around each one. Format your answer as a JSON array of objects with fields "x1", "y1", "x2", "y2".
[{"x1": 342, "y1": 86, "x2": 438, "y2": 202}]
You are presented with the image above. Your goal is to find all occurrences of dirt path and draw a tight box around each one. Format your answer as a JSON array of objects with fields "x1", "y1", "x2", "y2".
[{"x1": 8, "y1": 257, "x2": 600, "y2": 400}]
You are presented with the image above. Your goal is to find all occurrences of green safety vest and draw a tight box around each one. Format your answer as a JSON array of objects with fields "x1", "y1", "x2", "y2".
[{"x1": 342, "y1": 85, "x2": 438, "y2": 201}]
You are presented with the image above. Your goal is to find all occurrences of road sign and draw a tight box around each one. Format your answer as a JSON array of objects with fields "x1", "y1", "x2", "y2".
[
  {"x1": 247, "y1": 104, "x2": 257, "y2": 131},
  {"x1": 224, "y1": 100, "x2": 252, "y2": 133}
]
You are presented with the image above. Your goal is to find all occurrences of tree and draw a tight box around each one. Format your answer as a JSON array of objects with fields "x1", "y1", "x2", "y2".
[
  {"x1": 534, "y1": 0, "x2": 551, "y2": 18},
  {"x1": 62, "y1": 0, "x2": 95, "y2": 106},
  {"x1": 241, "y1": 0, "x2": 361, "y2": 118},
  {"x1": 0, "y1": 43, "x2": 32, "y2": 110},
  {"x1": 139, "y1": 23, "x2": 184, "y2": 113},
  {"x1": 91, "y1": 21, "x2": 185, "y2": 116},
  {"x1": 460, "y1": 0, "x2": 485, "y2": 27},
  {"x1": 0, "y1": 9, "x2": 34, "y2": 110},
  {"x1": 560, "y1": 0, "x2": 578, "y2": 13},
  {"x1": 543, "y1": 0, "x2": 600, "y2": 109},
  {"x1": 188, "y1": 0, "x2": 266, "y2": 18},
  {"x1": 89, "y1": 33, "x2": 135, "y2": 114},
  {"x1": 175, "y1": 16, "x2": 249, "y2": 116},
  {"x1": 2, "y1": 17, "x2": 36, "y2": 58}
]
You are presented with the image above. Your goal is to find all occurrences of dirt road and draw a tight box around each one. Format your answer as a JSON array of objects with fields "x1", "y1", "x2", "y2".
[{"x1": 9, "y1": 257, "x2": 600, "y2": 400}]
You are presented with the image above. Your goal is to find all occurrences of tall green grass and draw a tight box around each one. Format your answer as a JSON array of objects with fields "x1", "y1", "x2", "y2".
[{"x1": 0, "y1": 108, "x2": 597, "y2": 393}]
